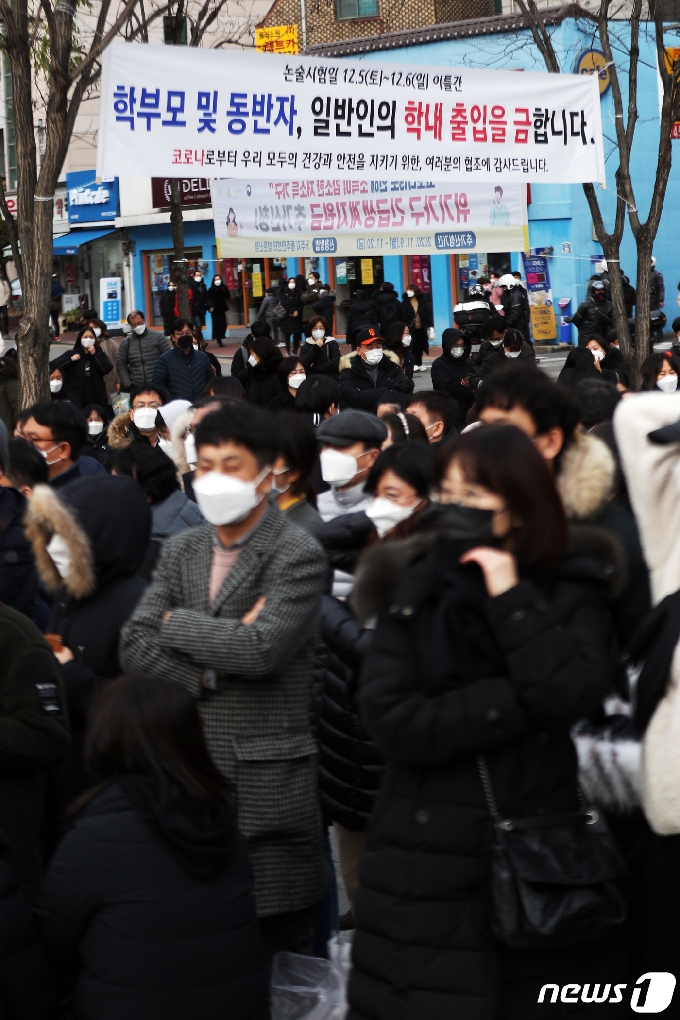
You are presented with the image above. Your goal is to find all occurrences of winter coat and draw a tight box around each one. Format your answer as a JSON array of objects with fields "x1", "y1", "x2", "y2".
[
  {"x1": 299, "y1": 337, "x2": 341, "y2": 379},
  {"x1": 471, "y1": 337, "x2": 504, "y2": 367},
  {"x1": 191, "y1": 279, "x2": 211, "y2": 317},
  {"x1": 54, "y1": 345, "x2": 112, "y2": 410},
  {"x1": 267, "y1": 389, "x2": 296, "y2": 414},
  {"x1": 319, "y1": 591, "x2": 384, "y2": 833},
  {"x1": 116, "y1": 329, "x2": 170, "y2": 392},
  {"x1": 230, "y1": 343, "x2": 250, "y2": 387},
  {"x1": 256, "y1": 294, "x2": 282, "y2": 338},
  {"x1": 339, "y1": 350, "x2": 413, "y2": 412},
  {"x1": 500, "y1": 285, "x2": 530, "y2": 340},
  {"x1": 312, "y1": 291, "x2": 336, "y2": 324},
  {"x1": 105, "y1": 412, "x2": 157, "y2": 458},
  {"x1": 346, "y1": 298, "x2": 380, "y2": 345},
  {"x1": 81, "y1": 428, "x2": 109, "y2": 467},
  {"x1": 159, "y1": 289, "x2": 176, "y2": 323},
  {"x1": 0, "y1": 856, "x2": 57, "y2": 1017},
  {"x1": 36, "y1": 781, "x2": 268, "y2": 1020},
  {"x1": 284, "y1": 497, "x2": 323, "y2": 537},
  {"x1": 301, "y1": 283, "x2": 323, "y2": 324},
  {"x1": 49, "y1": 456, "x2": 107, "y2": 491},
  {"x1": 430, "y1": 330, "x2": 474, "y2": 428},
  {"x1": 400, "y1": 293, "x2": 432, "y2": 332},
  {"x1": 471, "y1": 346, "x2": 535, "y2": 390},
  {"x1": 347, "y1": 524, "x2": 625, "y2": 1020},
  {"x1": 0, "y1": 605, "x2": 70, "y2": 897},
  {"x1": 373, "y1": 287, "x2": 403, "y2": 334},
  {"x1": 650, "y1": 268, "x2": 665, "y2": 309},
  {"x1": 279, "y1": 289, "x2": 304, "y2": 335},
  {"x1": 0, "y1": 362, "x2": 18, "y2": 433},
  {"x1": 119, "y1": 505, "x2": 326, "y2": 917},
  {"x1": 141, "y1": 489, "x2": 205, "y2": 581},
  {"x1": 25, "y1": 477, "x2": 151, "y2": 837},
  {"x1": 208, "y1": 283, "x2": 230, "y2": 316},
  {"x1": 99, "y1": 336, "x2": 121, "y2": 405},
  {"x1": 0, "y1": 486, "x2": 41, "y2": 622},
  {"x1": 572, "y1": 297, "x2": 614, "y2": 343},
  {"x1": 245, "y1": 346, "x2": 283, "y2": 407},
  {"x1": 152, "y1": 346, "x2": 213, "y2": 402}
]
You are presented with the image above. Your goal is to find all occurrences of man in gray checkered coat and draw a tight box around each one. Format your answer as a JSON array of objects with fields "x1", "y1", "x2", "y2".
[{"x1": 119, "y1": 402, "x2": 326, "y2": 958}]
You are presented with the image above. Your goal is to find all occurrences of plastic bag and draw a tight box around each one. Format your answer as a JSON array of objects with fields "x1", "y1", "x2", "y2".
[
  {"x1": 112, "y1": 392, "x2": 130, "y2": 417},
  {"x1": 271, "y1": 938, "x2": 349, "y2": 1020}
]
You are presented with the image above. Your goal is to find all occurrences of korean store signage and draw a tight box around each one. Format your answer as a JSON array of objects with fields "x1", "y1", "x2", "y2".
[
  {"x1": 211, "y1": 178, "x2": 528, "y2": 257},
  {"x1": 523, "y1": 251, "x2": 557, "y2": 341},
  {"x1": 98, "y1": 42, "x2": 605, "y2": 183},
  {"x1": 151, "y1": 177, "x2": 212, "y2": 207},
  {"x1": 66, "y1": 171, "x2": 119, "y2": 222},
  {"x1": 255, "y1": 24, "x2": 298, "y2": 55}
]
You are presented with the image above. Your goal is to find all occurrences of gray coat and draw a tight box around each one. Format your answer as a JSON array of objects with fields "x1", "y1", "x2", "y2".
[
  {"x1": 151, "y1": 489, "x2": 204, "y2": 543},
  {"x1": 118, "y1": 505, "x2": 326, "y2": 917},
  {"x1": 116, "y1": 329, "x2": 170, "y2": 391}
]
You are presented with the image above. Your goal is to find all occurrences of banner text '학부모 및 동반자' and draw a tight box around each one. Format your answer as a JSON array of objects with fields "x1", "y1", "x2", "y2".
[
  {"x1": 211, "y1": 178, "x2": 528, "y2": 258},
  {"x1": 97, "y1": 43, "x2": 605, "y2": 185}
]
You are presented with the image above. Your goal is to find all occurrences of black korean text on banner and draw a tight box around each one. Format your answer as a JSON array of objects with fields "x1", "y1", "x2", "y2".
[{"x1": 97, "y1": 43, "x2": 605, "y2": 184}]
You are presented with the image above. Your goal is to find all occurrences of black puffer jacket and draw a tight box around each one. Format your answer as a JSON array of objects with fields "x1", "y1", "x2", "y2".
[
  {"x1": 36, "y1": 782, "x2": 268, "y2": 1020},
  {"x1": 299, "y1": 338, "x2": 341, "y2": 379},
  {"x1": 54, "y1": 344, "x2": 112, "y2": 410},
  {"x1": 347, "y1": 526, "x2": 625, "y2": 1020},
  {"x1": 572, "y1": 297, "x2": 614, "y2": 344},
  {"x1": 430, "y1": 329, "x2": 474, "y2": 429},
  {"x1": 245, "y1": 346, "x2": 284, "y2": 407},
  {"x1": 0, "y1": 486, "x2": 40, "y2": 622},
  {"x1": 279, "y1": 288, "x2": 304, "y2": 334},
  {"x1": 500, "y1": 285, "x2": 530, "y2": 341},
  {"x1": 319, "y1": 595, "x2": 384, "y2": 832},
  {"x1": 152, "y1": 346, "x2": 213, "y2": 402},
  {"x1": 339, "y1": 350, "x2": 413, "y2": 412},
  {"x1": 373, "y1": 286, "x2": 403, "y2": 334}
]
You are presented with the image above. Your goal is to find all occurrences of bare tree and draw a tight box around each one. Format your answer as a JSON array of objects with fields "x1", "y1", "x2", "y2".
[{"x1": 515, "y1": 0, "x2": 680, "y2": 386}]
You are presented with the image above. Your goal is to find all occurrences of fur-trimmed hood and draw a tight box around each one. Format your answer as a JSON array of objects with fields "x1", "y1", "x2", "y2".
[
  {"x1": 25, "y1": 476, "x2": 151, "y2": 599},
  {"x1": 106, "y1": 411, "x2": 135, "y2": 450},
  {"x1": 350, "y1": 521, "x2": 625, "y2": 625},
  {"x1": 338, "y1": 349, "x2": 401, "y2": 372},
  {"x1": 171, "y1": 408, "x2": 195, "y2": 476},
  {"x1": 556, "y1": 430, "x2": 615, "y2": 522}
]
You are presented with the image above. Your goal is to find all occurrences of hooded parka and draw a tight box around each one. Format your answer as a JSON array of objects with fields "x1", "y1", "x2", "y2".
[
  {"x1": 430, "y1": 329, "x2": 474, "y2": 429},
  {"x1": 245, "y1": 345, "x2": 284, "y2": 407},
  {"x1": 347, "y1": 525, "x2": 627, "y2": 1020}
]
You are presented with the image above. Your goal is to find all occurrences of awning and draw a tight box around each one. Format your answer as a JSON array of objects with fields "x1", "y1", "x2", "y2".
[{"x1": 53, "y1": 227, "x2": 117, "y2": 256}]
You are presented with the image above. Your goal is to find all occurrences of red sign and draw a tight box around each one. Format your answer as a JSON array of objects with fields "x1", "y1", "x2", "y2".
[
  {"x1": 151, "y1": 178, "x2": 211, "y2": 208},
  {"x1": 4, "y1": 197, "x2": 16, "y2": 216}
]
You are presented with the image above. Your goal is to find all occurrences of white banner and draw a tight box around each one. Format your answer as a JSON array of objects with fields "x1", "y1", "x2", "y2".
[
  {"x1": 98, "y1": 43, "x2": 605, "y2": 184},
  {"x1": 211, "y1": 178, "x2": 528, "y2": 257}
]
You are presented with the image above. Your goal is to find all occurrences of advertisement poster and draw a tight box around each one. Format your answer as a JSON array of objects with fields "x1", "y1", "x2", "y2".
[
  {"x1": 522, "y1": 251, "x2": 557, "y2": 341},
  {"x1": 98, "y1": 43, "x2": 605, "y2": 184},
  {"x1": 255, "y1": 24, "x2": 298, "y2": 55},
  {"x1": 211, "y1": 178, "x2": 528, "y2": 258}
]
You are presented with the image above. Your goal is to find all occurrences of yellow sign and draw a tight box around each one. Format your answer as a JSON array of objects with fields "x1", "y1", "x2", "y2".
[
  {"x1": 360, "y1": 258, "x2": 374, "y2": 286},
  {"x1": 573, "y1": 49, "x2": 610, "y2": 96},
  {"x1": 665, "y1": 48, "x2": 680, "y2": 139},
  {"x1": 529, "y1": 305, "x2": 557, "y2": 342},
  {"x1": 255, "y1": 24, "x2": 298, "y2": 55},
  {"x1": 251, "y1": 272, "x2": 263, "y2": 298}
]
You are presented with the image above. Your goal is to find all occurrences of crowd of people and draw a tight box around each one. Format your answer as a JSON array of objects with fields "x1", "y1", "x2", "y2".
[{"x1": 1, "y1": 288, "x2": 680, "y2": 1018}]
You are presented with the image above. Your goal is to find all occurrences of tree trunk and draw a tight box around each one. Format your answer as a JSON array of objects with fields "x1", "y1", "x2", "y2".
[
  {"x1": 169, "y1": 178, "x2": 190, "y2": 321},
  {"x1": 632, "y1": 237, "x2": 653, "y2": 388}
]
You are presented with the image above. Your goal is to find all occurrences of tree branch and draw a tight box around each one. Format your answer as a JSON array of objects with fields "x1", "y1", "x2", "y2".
[{"x1": 69, "y1": 0, "x2": 141, "y2": 84}]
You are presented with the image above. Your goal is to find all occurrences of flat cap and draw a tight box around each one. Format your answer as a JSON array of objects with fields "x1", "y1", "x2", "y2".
[{"x1": 317, "y1": 409, "x2": 387, "y2": 448}]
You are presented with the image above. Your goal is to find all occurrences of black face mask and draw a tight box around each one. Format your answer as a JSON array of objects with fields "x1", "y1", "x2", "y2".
[
  {"x1": 436, "y1": 503, "x2": 499, "y2": 554},
  {"x1": 177, "y1": 335, "x2": 192, "y2": 350}
]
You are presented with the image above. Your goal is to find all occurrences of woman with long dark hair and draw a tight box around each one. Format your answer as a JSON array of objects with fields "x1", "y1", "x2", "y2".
[
  {"x1": 347, "y1": 424, "x2": 627, "y2": 1020},
  {"x1": 36, "y1": 674, "x2": 268, "y2": 1020},
  {"x1": 640, "y1": 349, "x2": 680, "y2": 392},
  {"x1": 384, "y1": 321, "x2": 414, "y2": 380},
  {"x1": 557, "y1": 345, "x2": 601, "y2": 388},
  {"x1": 400, "y1": 282, "x2": 432, "y2": 371},
  {"x1": 53, "y1": 326, "x2": 112, "y2": 411}
]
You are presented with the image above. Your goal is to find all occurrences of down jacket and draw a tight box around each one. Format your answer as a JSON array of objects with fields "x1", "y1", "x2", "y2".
[
  {"x1": 347, "y1": 525, "x2": 626, "y2": 1020},
  {"x1": 152, "y1": 346, "x2": 213, "y2": 403},
  {"x1": 339, "y1": 350, "x2": 413, "y2": 412},
  {"x1": 318, "y1": 595, "x2": 384, "y2": 832},
  {"x1": 430, "y1": 329, "x2": 474, "y2": 428},
  {"x1": 116, "y1": 329, "x2": 170, "y2": 392}
]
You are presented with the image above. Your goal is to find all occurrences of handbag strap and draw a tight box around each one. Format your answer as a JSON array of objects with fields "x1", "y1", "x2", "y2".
[
  {"x1": 476, "y1": 753, "x2": 501, "y2": 821},
  {"x1": 477, "y1": 753, "x2": 598, "y2": 830}
]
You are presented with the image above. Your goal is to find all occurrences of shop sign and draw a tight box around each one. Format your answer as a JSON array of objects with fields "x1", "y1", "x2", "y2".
[
  {"x1": 212, "y1": 178, "x2": 528, "y2": 258},
  {"x1": 151, "y1": 177, "x2": 212, "y2": 208},
  {"x1": 255, "y1": 24, "x2": 298, "y2": 55},
  {"x1": 573, "y1": 49, "x2": 610, "y2": 97},
  {"x1": 98, "y1": 42, "x2": 605, "y2": 184},
  {"x1": 66, "y1": 172, "x2": 119, "y2": 222},
  {"x1": 665, "y1": 49, "x2": 680, "y2": 139},
  {"x1": 522, "y1": 251, "x2": 557, "y2": 341},
  {"x1": 100, "y1": 277, "x2": 123, "y2": 325}
]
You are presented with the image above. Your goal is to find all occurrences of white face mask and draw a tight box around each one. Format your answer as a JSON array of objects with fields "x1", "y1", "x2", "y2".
[
  {"x1": 365, "y1": 496, "x2": 419, "y2": 538},
  {"x1": 213, "y1": 280, "x2": 221, "y2": 286},
  {"x1": 193, "y1": 467, "x2": 269, "y2": 526},
  {"x1": 132, "y1": 406, "x2": 158, "y2": 431},
  {"x1": 133, "y1": 324, "x2": 146, "y2": 335},
  {"x1": 157, "y1": 437, "x2": 175, "y2": 454},
  {"x1": 248, "y1": 354, "x2": 259, "y2": 368},
  {"x1": 184, "y1": 433, "x2": 197, "y2": 466},
  {"x1": 47, "y1": 534, "x2": 71, "y2": 580},
  {"x1": 122, "y1": 323, "x2": 132, "y2": 335},
  {"x1": 82, "y1": 339, "x2": 95, "y2": 350},
  {"x1": 194, "y1": 276, "x2": 202, "y2": 283},
  {"x1": 451, "y1": 347, "x2": 465, "y2": 359},
  {"x1": 658, "y1": 374, "x2": 679, "y2": 393},
  {"x1": 307, "y1": 278, "x2": 315, "y2": 286},
  {"x1": 88, "y1": 420, "x2": 104, "y2": 435},
  {"x1": 402, "y1": 334, "x2": 412, "y2": 347},
  {"x1": 93, "y1": 327, "x2": 102, "y2": 338},
  {"x1": 406, "y1": 290, "x2": 414, "y2": 298},
  {"x1": 590, "y1": 348, "x2": 605, "y2": 362},
  {"x1": 312, "y1": 329, "x2": 325, "y2": 340},
  {"x1": 288, "y1": 373, "x2": 306, "y2": 390},
  {"x1": 320, "y1": 447, "x2": 359, "y2": 487},
  {"x1": 490, "y1": 339, "x2": 503, "y2": 347},
  {"x1": 50, "y1": 379, "x2": 62, "y2": 393},
  {"x1": 364, "y1": 349, "x2": 383, "y2": 366},
  {"x1": 505, "y1": 350, "x2": 521, "y2": 359},
  {"x1": 288, "y1": 281, "x2": 296, "y2": 290},
  {"x1": 193, "y1": 342, "x2": 199, "y2": 350}
]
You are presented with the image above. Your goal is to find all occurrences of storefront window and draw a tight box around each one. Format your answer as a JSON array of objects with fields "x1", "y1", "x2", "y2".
[
  {"x1": 218, "y1": 257, "x2": 293, "y2": 329},
  {"x1": 333, "y1": 256, "x2": 383, "y2": 337},
  {"x1": 145, "y1": 249, "x2": 203, "y2": 326},
  {"x1": 405, "y1": 255, "x2": 432, "y2": 319}
]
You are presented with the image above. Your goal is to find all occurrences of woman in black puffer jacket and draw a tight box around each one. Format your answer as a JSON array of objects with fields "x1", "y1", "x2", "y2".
[
  {"x1": 347, "y1": 424, "x2": 627, "y2": 1020},
  {"x1": 36, "y1": 674, "x2": 268, "y2": 1020},
  {"x1": 430, "y1": 327, "x2": 474, "y2": 429},
  {"x1": 244, "y1": 336, "x2": 283, "y2": 407}
]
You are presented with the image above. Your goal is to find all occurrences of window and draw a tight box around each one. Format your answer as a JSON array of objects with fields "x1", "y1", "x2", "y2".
[
  {"x1": 163, "y1": 15, "x2": 187, "y2": 44},
  {"x1": 337, "y1": 0, "x2": 379, "y2": 19}
]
